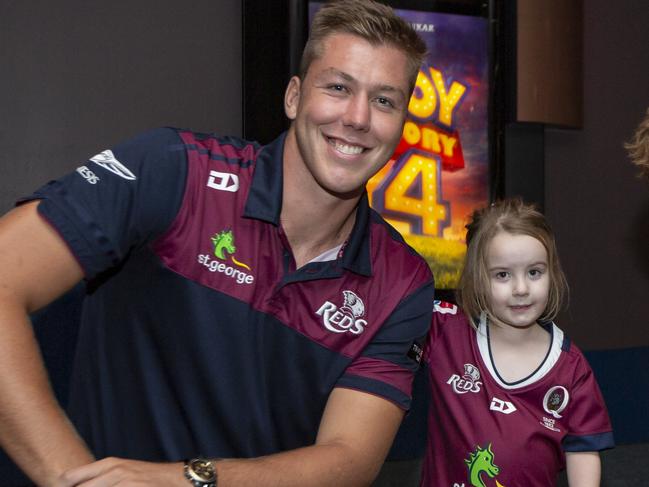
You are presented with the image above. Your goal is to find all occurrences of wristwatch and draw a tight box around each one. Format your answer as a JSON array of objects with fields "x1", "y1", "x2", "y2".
[{"x1": 184, "y1": 457, "x2": 217, "y2": 487}]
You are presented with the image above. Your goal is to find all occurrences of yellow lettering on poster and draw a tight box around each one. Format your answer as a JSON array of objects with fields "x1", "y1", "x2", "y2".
[
  {"x1": 430, "y1": 67, "x2": 466, "y2": 127},
  {"x1": 384, "y1": 153, "x2": 447, "y2": 236}
]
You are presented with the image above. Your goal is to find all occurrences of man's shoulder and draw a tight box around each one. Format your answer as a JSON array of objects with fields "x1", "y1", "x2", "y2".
[{"x1": 173, "y1": 129, "x2": 261, "y2": 155}]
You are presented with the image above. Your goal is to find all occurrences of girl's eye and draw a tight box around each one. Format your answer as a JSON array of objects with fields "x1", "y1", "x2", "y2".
[
  {"x1": 529, "y1": 269, "x2": 543, "y2": 278},
  {"x1": 495, "y1": 271, "x2": 509, "y2": 280}
]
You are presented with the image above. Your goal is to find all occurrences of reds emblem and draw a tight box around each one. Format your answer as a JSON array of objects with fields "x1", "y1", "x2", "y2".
[{"x1": 316, "y1": 291, "x2": 368, "y2": 335}]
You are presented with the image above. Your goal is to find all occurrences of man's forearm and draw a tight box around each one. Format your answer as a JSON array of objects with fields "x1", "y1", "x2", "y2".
[
  {"x1": 0, "y1": 301, "x2": 94, "y2": 486},
  {"x1": 0, "y1": 201, "x2": 93, "y2": 485},
  {"x1": 60, "y1": 441, "x2": 385, "y2": 487},
  {"x1": 214, "y1": 440, "x2": 380, "y2": 487}
]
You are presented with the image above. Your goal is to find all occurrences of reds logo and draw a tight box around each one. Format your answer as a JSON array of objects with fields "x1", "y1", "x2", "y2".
[
  {"x1": 316, "y1": 290, "x2": 368, "y2": 335},
  {"x1": 447, "y1": 363, "x2": 483, "y2": 394}
]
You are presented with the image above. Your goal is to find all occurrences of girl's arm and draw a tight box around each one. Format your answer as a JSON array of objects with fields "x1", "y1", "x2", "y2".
[{"x1": 566, "y1": 451, "x2": 601, "y2": 487}]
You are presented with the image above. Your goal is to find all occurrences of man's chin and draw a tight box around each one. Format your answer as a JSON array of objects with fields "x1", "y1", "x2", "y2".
[{"x1": 319, "y1": 179, "x2": 366, "y2": 201}]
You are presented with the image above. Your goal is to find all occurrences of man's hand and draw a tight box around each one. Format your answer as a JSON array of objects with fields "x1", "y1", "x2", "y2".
[{"x1": 60, "y1": 458, "x2": 185, "y2": 486}]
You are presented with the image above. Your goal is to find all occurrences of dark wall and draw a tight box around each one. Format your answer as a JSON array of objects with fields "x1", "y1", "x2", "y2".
[
  {"x1": 544, "y1": 0, "x2": 649, "y2": 350},
  {"x1": 0, "y1": 0, "x2": 241, "y2": 213}
]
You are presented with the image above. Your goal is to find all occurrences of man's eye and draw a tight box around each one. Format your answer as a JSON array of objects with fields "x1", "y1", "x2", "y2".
[
  {"x1": 375, "y1": 97, "x2": 394, "y2": 108},
  {"x1": 328, "y1": 84, "x2": 346, "y2": 92}
]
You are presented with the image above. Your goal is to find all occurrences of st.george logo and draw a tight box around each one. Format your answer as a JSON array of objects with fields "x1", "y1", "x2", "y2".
[
  {"x1": 316, "y1": 291, "x2": 368, "y2": 335},
  {"x1": 463, "y1": 444, "x2": 507, "y2": 487},
  {"x1": 89, "y1": 150, "x2": 136, "y2": 180},
  {"x1": 207, "y1": 170, "x2": 239, "y2": 192},
  {"x1": 196, "y1": 229, "x2": 254, "y2": 285}
]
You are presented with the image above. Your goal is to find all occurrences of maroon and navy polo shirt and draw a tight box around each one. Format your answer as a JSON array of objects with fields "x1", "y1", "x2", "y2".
[{"x1": 24, "y1": 127, "x2": 435, "y2": 461}]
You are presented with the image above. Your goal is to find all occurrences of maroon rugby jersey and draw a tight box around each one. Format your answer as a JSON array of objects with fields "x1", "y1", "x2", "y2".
[{"x1": 421, "y1": 301, "x2": 613, "y2": 486}]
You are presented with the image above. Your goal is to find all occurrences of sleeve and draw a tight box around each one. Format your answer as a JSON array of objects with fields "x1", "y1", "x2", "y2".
[
  {"x1": 562, "y1": 351, "x2": 615, "y2": 452},
  {"x1": 17, "y1": 128, "x2": 188, "y2": 280},
  {"x1": 424, "y1": 300, "x2": 462, "y2": 364},
  {"x1": 335, "y1": 278, "x2": 435, "y2": 410}
]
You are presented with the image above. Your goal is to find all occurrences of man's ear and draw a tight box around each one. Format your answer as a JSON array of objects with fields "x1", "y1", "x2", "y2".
[{"x1": 284, "y1": 76, "x2": 301, "y2": 120}]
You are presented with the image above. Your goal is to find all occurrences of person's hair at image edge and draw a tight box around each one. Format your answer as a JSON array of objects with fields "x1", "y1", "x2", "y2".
[
  {"x1": 299, "y1": 0, "x2": 427, "y2": 91},
  {"x1": 457, "y1": 198, "x2": 569, "y2": 328},
  {"x1": 624, "y1": 107, "x2": 649, "y2": 181}
]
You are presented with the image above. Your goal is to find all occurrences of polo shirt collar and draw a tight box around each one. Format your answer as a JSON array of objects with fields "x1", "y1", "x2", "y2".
[
  {"x1": 243, "y1": 132, "x2": 372, "y2": 277},
  {"x1": 243, "y1": 132, "x2": 285, "y2": 225}
]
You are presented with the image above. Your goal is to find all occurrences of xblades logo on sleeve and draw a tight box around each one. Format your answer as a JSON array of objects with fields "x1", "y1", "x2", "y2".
[
  {"x1": 76, "y1": 166, "x2": 100, "y2": 184},
  {"x1": 90, "y1": 150, "x2": 137, "y2": 180}
]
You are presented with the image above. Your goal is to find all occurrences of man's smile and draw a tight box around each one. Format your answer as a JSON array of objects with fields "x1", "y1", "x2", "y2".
[{"x1": 327, "y1": 136, "x2": 367, "y2": 156}]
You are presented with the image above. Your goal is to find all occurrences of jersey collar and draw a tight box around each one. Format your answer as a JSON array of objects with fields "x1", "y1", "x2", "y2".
[
  {"x1": 476, "y1": 313, "x2": 564, "y2": 389},
  {"x1": 243, "y1": 132, "x2": 372, "y2": 277}
]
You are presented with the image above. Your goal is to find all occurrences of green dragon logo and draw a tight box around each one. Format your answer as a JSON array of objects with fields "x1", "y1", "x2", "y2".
[
  {"x1": 465, "y1": 443, "x2": 505, "y2": 487},
  {"x1": 211, "y1": 229, "x2": 250, "y2": 270}
]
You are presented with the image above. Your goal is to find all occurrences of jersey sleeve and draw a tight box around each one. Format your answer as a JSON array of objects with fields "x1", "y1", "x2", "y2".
[
  {"x1": 335, "y1": 277, "x2": 435, "y2": 410},
  {"x1": 562, "y1": 350, "x2": 615, "y2": 452},
  {"x1": 18, "y1": 128, "x2": 188, "y2": 280}
]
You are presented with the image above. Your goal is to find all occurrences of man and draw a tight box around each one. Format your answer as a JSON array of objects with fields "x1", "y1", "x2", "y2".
[
  {"x1": 0, "y1": 0, "x2": 433, "y2": 485},
  {"x1": 625, "y1": 107, "x2": 649, "y2": 180}
]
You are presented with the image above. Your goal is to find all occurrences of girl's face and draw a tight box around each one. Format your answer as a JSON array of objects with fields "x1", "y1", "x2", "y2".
[{"x1": 486, "y1": 231, "x2": 550, "y2": 328}]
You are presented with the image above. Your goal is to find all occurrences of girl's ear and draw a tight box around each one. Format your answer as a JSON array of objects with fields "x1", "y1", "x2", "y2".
[{"x1": 284, "y1": 76, "x2": 301, "y2": 120}]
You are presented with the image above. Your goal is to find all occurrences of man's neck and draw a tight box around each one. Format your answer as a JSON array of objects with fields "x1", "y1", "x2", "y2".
[
  {"x1": 281, "y1": 187, "x2": 359, "y2": 269},
  {"x1": 280, "y1": 133, "x2": 362, "y2": 269}
]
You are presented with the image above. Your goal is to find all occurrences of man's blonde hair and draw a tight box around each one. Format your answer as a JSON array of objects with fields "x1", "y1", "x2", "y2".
[
  {"x1": 300, "y1": 0, "x2": 427, "y2": 91},
  {"x1": 624, "y1": 107, "x2": 649, "y2": 181}
]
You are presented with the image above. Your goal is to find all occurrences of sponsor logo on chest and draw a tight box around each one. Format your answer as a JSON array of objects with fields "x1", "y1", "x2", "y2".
[{"x1": 197, "y1": 228, "x2": 255, "y2": 285}]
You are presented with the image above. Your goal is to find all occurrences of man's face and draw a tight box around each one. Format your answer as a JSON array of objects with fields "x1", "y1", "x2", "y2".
[{"x1": 284, "y1": 33, "x2": 411, "y2": 197}]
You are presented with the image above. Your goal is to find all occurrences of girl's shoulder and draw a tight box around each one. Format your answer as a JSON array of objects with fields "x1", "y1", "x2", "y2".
[
  {"x1": 426, "y1": 300, "x2": 475, "y2": 351},
  {"x1": 541, "y1": 321, "x2": 595, "y2": 381}
]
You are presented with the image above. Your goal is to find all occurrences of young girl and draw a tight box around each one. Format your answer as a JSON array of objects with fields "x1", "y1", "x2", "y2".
[{"x1": 421, "y1": 199, "x2": 614, "y2": 486}]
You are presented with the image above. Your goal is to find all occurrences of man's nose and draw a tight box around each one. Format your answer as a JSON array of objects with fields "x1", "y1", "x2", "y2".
[{"x1": 343, "y1": 96, "x2": 371, "y2": 131}]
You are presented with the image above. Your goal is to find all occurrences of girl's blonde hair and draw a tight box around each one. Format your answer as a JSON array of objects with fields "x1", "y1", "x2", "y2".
[
  {"x1": 624, "y1": 107, "x2": 649, "y2": 181},
  {"x1": 457, "y1": 198, "x2": 568, "y2": 327}
]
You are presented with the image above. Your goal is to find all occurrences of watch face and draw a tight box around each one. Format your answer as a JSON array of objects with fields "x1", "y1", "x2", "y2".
[{"x1": 189, "y1": 459, "x2": 216, "y2": 482}]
